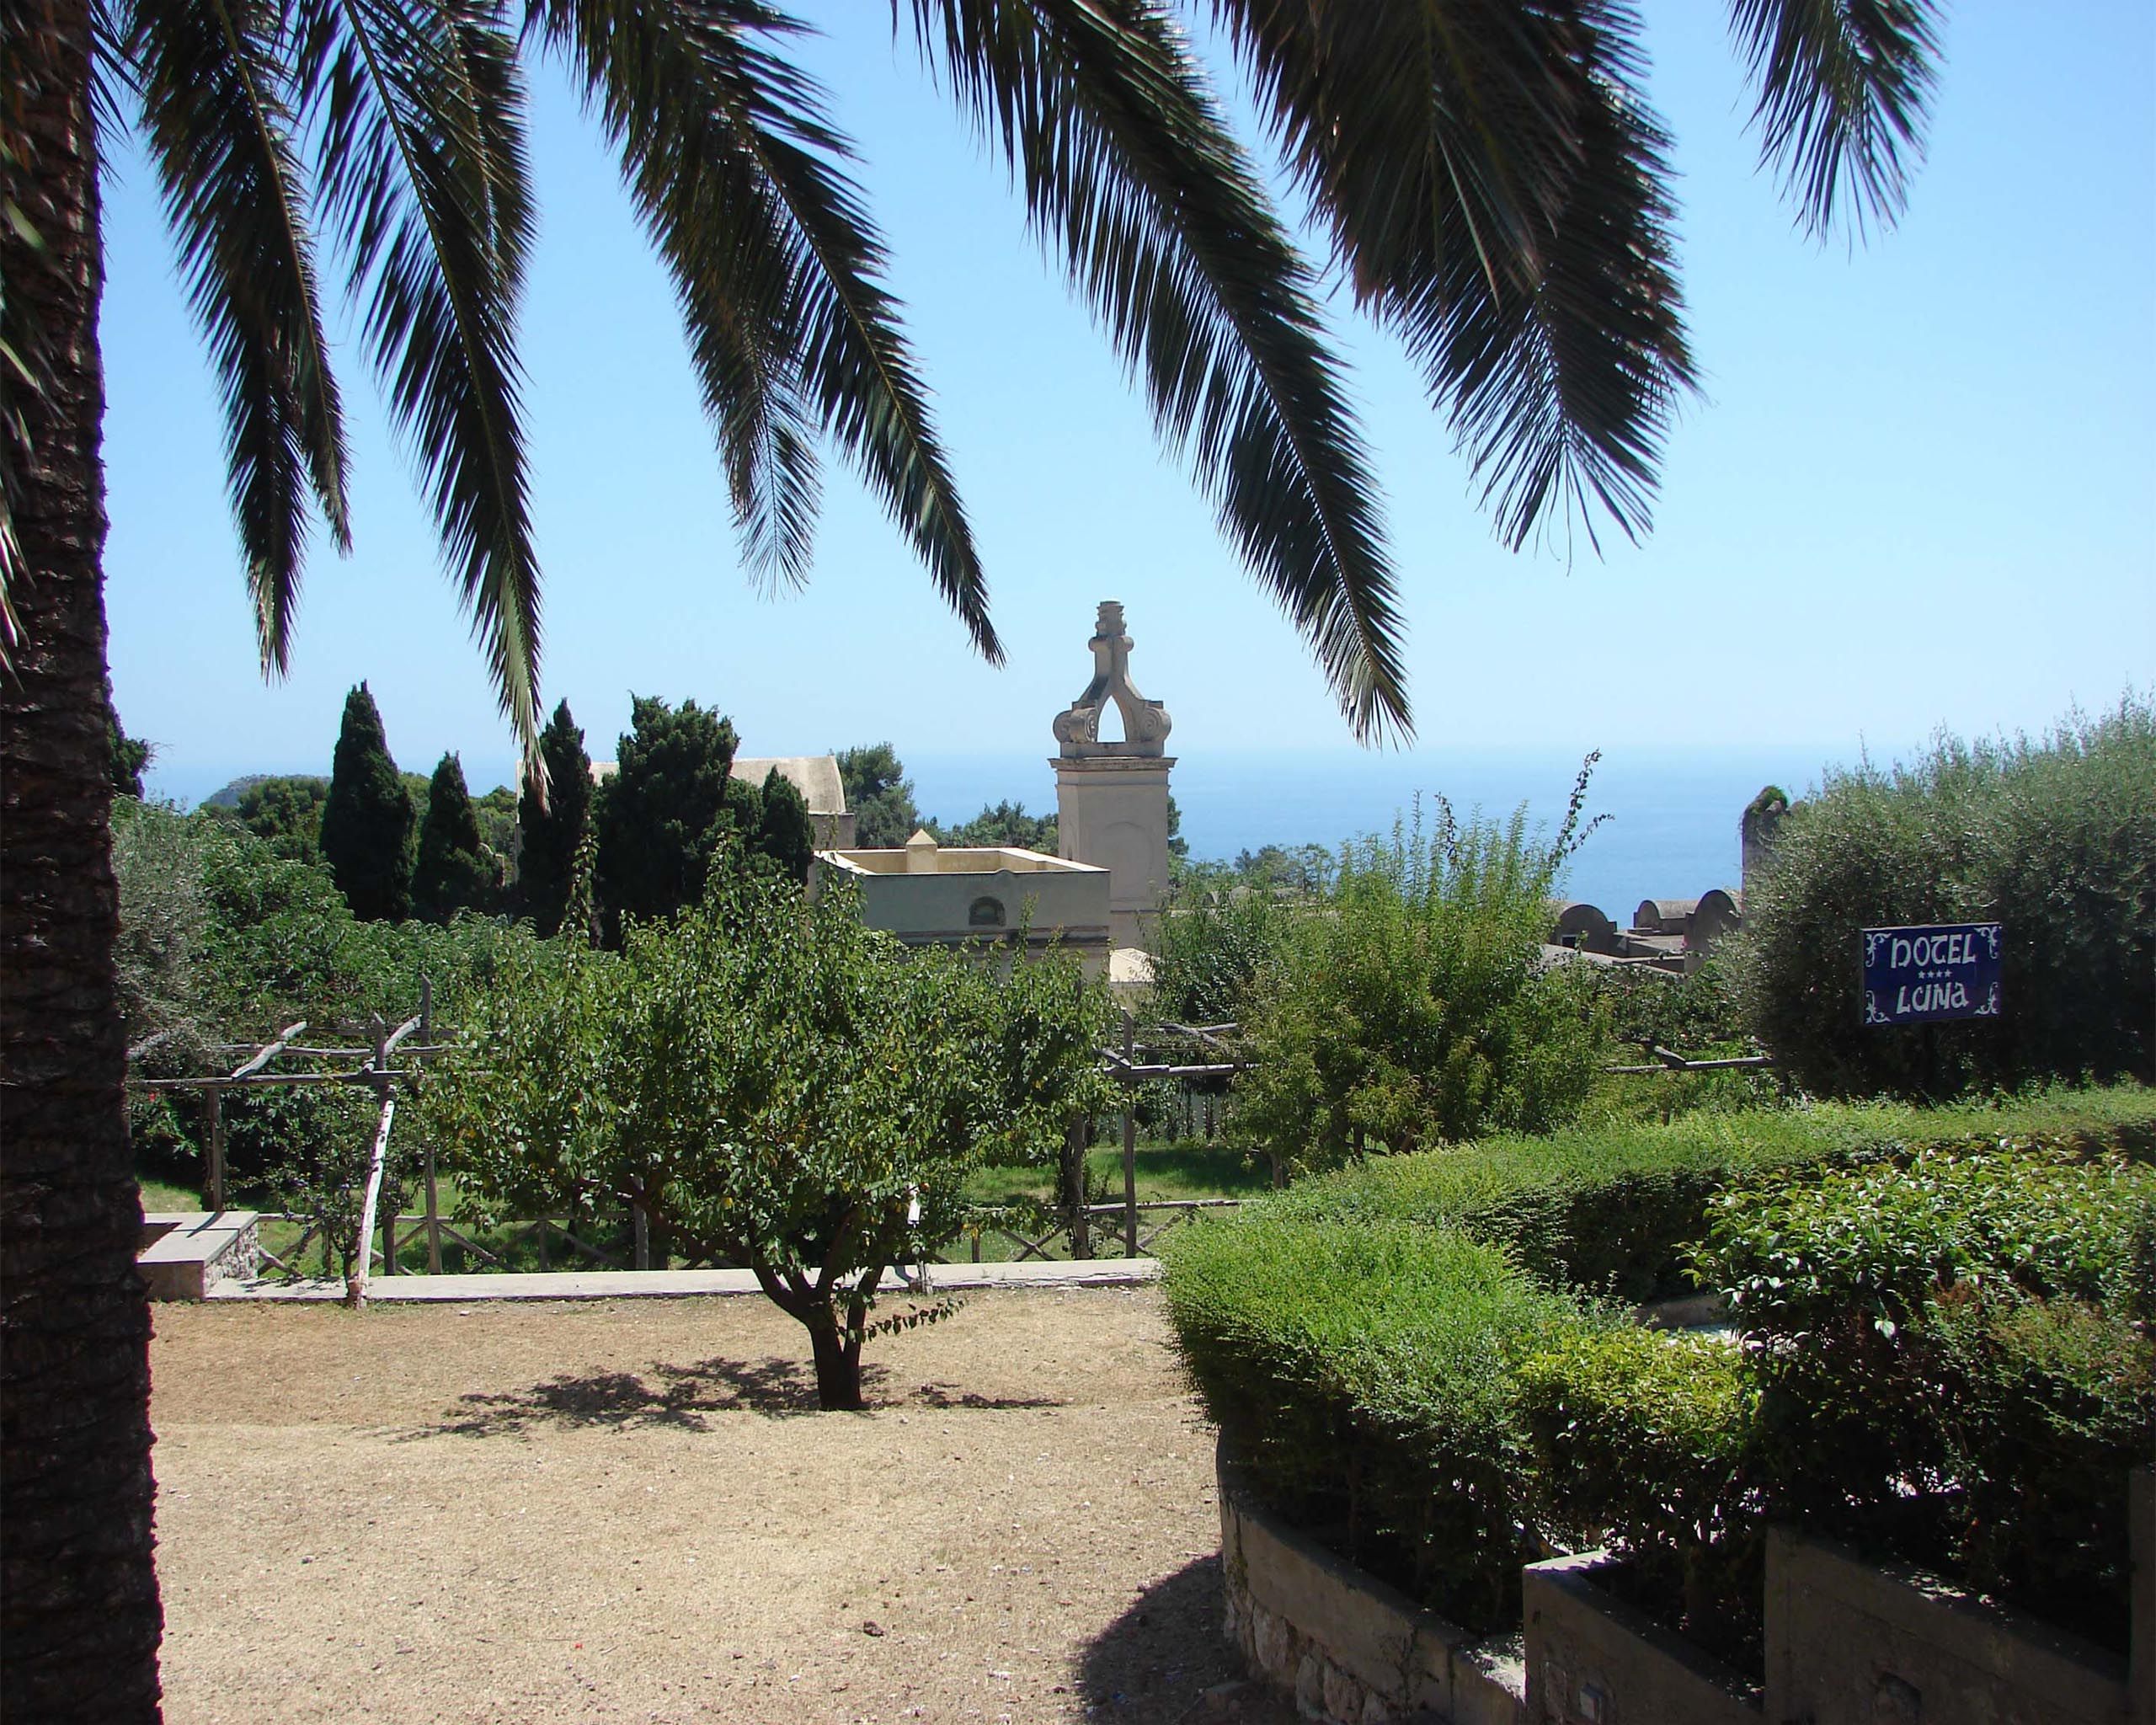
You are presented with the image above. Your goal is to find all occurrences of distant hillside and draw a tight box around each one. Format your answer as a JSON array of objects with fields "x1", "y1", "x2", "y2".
[{"x1": 202, "y1": 772, "x2": 325, "y2": 809}]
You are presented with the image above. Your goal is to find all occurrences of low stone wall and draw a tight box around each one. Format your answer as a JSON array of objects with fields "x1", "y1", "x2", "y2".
[
  {"x1": 1765, "y1": 1527, "x2": 2132, "y2": 1725},
  {"x1": 1219, "y1": 1445, "x2": 2154, "y2": 1725},
  {"x1": 1524, "y1": 1552, "x2": 1759, "y2": 1725},
  {"x1": 1217, "y1": 1439, "x2": 1526, "y2": 1724}
]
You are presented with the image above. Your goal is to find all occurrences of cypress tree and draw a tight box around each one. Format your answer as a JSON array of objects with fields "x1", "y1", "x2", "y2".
[
  {"x1": 413, "y1": 753, "x2": 491, "y2": 922},
  {"x1": 755, "y1": 766, "x2": 815, "y2": 885},
  {"x1": 320, "y1": 682, "x2": 414, "y2": 921},
  {"x1": 592, "y1": 696, "x2": 739, "y2": 932},
  {"x1": 515, "y1": 700, "x2": 592, "y2": 937}
]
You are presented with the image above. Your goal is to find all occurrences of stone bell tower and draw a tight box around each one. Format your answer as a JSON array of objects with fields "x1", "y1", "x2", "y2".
[{"x1": 1052, "y1": 601, "x2": 1174, "y2": 948}]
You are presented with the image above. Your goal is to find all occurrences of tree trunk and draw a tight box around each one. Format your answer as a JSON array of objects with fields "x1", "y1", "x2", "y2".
[
  {"x1": 808, "y1": 1325, "x2": 863, "y2": 1412},
  {"x1": 0, "y1": 6, "x2": 166, "y2": 1718}
]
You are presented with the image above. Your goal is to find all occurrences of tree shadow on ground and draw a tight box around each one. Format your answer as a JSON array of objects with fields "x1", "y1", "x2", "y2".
[
  {"x1": 415, "y1": 1354, "x2": 883, "y2": 1435},
  {"x1": 408, "y1": 1356, "x2": 1070, "y2": 1438},
  {"x1": 1076, "y1": 1554, "x2": 1298, "y2": 1723},
  {"x1": 910, "y1": 1381, "x2": 1064, "y2": 1411}
]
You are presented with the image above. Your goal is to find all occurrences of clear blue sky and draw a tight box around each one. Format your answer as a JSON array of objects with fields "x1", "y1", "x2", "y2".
[{"x1": 102, "y1": 3, "x2": 2154, "y2": 810}]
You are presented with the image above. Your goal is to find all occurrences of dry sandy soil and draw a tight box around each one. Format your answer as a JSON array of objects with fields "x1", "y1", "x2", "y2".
[{"x1": 150, "y1": 1286, "x2": 1297, "y2": 1725}]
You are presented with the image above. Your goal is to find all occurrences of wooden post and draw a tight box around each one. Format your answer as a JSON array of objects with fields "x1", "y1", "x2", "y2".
[
  {"x1": 205, "y1": 1087, "x2": 226, "y2": 1212},
  {"x1": 346, "y1": 1087, "x2": 398, "y2": 1309},
  {"x1": 1122, "y1": 1013, "x2": 1139, "y2": 1258},
  {"x1": 1064, "y1": 1116, "x2": 1090, "y2": 1260},
  {"x1": 375, "y1": 1016, "x2": 398, "y2": 1276},
  {"x1": 424, "y1": 1143, "x2": 442, "y2": 1274}
]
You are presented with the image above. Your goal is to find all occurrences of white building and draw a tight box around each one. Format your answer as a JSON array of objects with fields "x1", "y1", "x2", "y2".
[{"x1": 814, "y1": 601, "x2": 1175, "y2": 996}]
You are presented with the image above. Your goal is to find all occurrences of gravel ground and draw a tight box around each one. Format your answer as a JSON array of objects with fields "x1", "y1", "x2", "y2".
[{"x1": 149, "y1": 1287, "x2": 1296, "y2": 1724}]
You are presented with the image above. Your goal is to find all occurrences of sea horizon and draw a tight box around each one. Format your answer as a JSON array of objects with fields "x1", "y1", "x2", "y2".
[
  {"x1": 150, "y1": 740, "x2": 1866, "y2": 925},
  {"x1": 905, "y1": 743, "x2": 1845, "y2": 920}
]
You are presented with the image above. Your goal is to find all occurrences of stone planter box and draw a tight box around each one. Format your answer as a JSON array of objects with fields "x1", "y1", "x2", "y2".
[
  {"x1": 1523, "y1": 1551, "x2": 1760, "y2": 1725},
  {"x1": 1765, "y1": 1525, "x2": 2135, "y2": 1725},
  {"x1": 1217, "y1": 1438, "x2": 1526, "y2": 1725},
  {"x1": 1219, "y1": 1445, "x2": 2156, "y2": 1725}
]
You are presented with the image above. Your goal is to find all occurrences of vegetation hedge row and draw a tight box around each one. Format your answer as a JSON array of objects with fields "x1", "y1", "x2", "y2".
[
  {"x1": 1696, "y1": 1144, "x2": 2156, "y2": 1646},
  {"x1": 1733, "y1": 697, "x2": 2156, "y2": 1097},
  {"x1": 1166, "y1": 1212, "x2": 1593, "y2": 1631},
  {"x1": 1163, "y1": 1086, "x2": 2156, "y2": 1650},
  {"x1": 1267, "y1": 1087, "x2": 2156, "y2": 1301}
]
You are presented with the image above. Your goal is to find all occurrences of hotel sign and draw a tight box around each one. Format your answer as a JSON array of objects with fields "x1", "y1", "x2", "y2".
[{"x1": 1862, "y1": 923, "x2": 2004, "y2": 1025}]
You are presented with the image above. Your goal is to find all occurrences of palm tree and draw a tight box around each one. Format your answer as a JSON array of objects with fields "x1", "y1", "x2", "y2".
[{"x1": 0, "y1": 0, "x2": 1939, "y2": 1714}]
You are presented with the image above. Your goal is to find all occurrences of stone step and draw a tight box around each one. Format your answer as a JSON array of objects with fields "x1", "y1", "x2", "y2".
[{"x1": 139, "y1": 1211, "x2": 264, "y2": 1300}]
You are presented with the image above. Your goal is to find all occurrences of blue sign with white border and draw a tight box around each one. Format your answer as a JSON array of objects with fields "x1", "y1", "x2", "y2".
[{"x1": 1862, "y1": 923, "x2": 2004, "y2": 1026}]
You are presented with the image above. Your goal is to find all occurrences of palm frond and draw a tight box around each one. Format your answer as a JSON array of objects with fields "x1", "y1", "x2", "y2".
[
  {"x1": 1214, "y1": 0, "x2": 1696, "y2": 553},
  {"x1": 294, "y1": 0, "x2": 543, "y2": 752},
  {"x1": 913, "y1": 0, "x2": 1408, "y2": 742},
  {"x1": 1728, "y1": 0, "x2": 1942, "y2": 238},
  {"x1": 123, "y1": 0, "x2": 351, "y2": 674},
  {"x1": 533, "y1": 0, "x2": 990, "y2": 651}
]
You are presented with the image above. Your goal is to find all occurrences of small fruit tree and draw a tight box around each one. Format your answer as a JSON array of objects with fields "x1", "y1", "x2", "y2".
[{"x1": 424, "y1": 862, "x2": 1112, "y2": 1407}]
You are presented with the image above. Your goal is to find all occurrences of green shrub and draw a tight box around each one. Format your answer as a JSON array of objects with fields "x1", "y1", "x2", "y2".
[
  {"x1": 1514, "y1": 1327, "x2": 1758, "y2": 1659},
  {"x1": 1147, "y1": 877, "x2": 1299, "y2": 1027},
  {"x1": 1934, "y1": 1297, "x2": 2155, "y2": 1639},
  {"x1": 115, "y1": 798, "x2": 553, "y2": 1229},
  {"x1": 1164, "y1": 1212, "x2": 1589, "y2": 1630},
  {"x1": 1230, "y1": 797, "x2": 1607, "y2": 1172},
  {"x1": 1733, "y1": 697, "x2": 2156, "y2": 1097},
  {"x1": 1694, "y1": 1142, "x2": 2156, "y2": 1647},
  {"x1": 1164, "y1": 1089, "x2": 2156, "y2": 1656},
  {"x1": 1696, "y1": 1143, "x2": 2156, "y2": 1336},
  {"x1": 1275, "y1": 1087, "x2": 2156, "y2": 1301}
]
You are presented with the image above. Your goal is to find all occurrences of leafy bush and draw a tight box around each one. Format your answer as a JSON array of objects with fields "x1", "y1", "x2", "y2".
[
  {"x1": 1694, "y1": 1142, "x2": 2156, "y2": 1645},
  {"x1": 1230, "y1": 796, "x2": 1606, "y2": 1172},
  {"x1": 1166, "y1": 1090, "x2": 2156, "y2": 1655},
  {"x1": 1514, "y1": 1327, "x2": 1758, "y2": 1659},
  {"x1": 1274, "y1": 1087, "x2": 2156, "y2": 1301},
  {"x1": 1733, "y1": 697, "x2": 2156, "y2": 1097},
  {"x1": 1147, "y1": 876, "x2": 1299, "y2": 1027},
  {"x1": 1165, "y1": 1210, "x2": 1590, "y2": 1630},
  {"x1": 1593, "y1": 958, "x2": 1748, "y2": 1055},
  {"x1": 1932, "y1": 1297, "x2": 2155, "y2": 1636},
  {"x1": 114, "y1": 797, "x2": 551, "y2": 1243}
]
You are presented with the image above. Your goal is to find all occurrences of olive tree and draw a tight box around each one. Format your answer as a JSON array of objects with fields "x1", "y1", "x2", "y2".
[{"x1": 424, "y1": 864, "x2": 1111, "y2": 1407}]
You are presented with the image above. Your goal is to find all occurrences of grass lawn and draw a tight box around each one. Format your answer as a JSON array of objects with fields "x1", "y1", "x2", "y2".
[
  {"x1": 962, "y1": 1141, "x2": 1271, "y2": 1207},
  {"x1": 140, "y1": 1175, "x2": 205, "y2": 1213}
]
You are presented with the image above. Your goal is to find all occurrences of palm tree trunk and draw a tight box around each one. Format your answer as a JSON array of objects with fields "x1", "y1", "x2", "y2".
[{"x1": 1, "y1": 3, "x2": 166, "y2": 1718}]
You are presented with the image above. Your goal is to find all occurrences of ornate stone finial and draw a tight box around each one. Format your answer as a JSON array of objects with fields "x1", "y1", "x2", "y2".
[{"x1": 1053, "y1": 600, "x2": 1173, "y2": 758}]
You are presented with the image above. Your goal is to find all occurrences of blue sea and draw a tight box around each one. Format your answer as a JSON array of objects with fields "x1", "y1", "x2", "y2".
[
  {"x1": 152, "y1": 742, "x2": 1846, "y2": 925},
  {"x1": 905, "y1": 745, "x2": 1839, "y2": 921}
]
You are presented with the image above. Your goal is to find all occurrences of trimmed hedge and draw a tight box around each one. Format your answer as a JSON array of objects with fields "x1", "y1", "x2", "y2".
[
  {"x1": 1268, "y1": 1086, "x2": 2156, "y2": 1301},
  {"x1": 1514, "y1": 1327, "x2": 1758, "y2": 1662},
  {"x1": 1163, "y1": 1085, "x2": 2156, "y2": 1645},
  {"x1": 1166, "y1": 1212, "x2": 1593, "y2": 1630}
]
